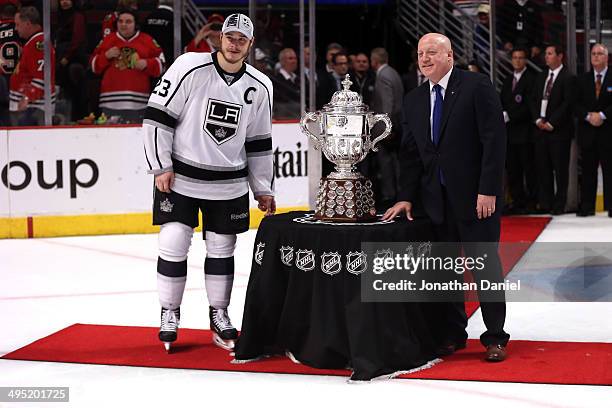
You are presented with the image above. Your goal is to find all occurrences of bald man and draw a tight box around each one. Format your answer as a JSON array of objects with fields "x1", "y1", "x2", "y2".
[
  {"x1": 383, "y1": 33, "x2": 509, "y2": 361},
  {"x1": 575, "y1": 44, "x2": 612, "y2": 217}
]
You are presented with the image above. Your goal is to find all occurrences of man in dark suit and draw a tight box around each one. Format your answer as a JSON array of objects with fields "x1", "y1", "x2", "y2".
[
  {"x1": 529, "y1": 45, "x2": 575, "y2": 215},
  {"x1": 383, "y1": 33, "x2": 509, "y2": 362},
  {"x1": 574, "y1": 44, "x2": 612, "y2": 217},
  {"x1": 500, "y1": 47, "x2": 537, "y2": 214},
  {"x1": 271, "y1": 48, "x2": 300, "y2": 119}
]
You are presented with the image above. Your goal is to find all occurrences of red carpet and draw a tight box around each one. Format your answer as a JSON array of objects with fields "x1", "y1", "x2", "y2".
[
  {"x1": 3, "y1": 324, "x2": 610, "y2": 385},
  {"x1": 464, "y1": 216, "x2": 551, "y2": 317}
]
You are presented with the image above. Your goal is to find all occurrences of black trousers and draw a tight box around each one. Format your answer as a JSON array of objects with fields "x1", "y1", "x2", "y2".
[
  {"x1": 534, "y1": 132, "x2": 571, "y2": 211},
  {"x1": 579, "y1": 132, "x2": 612, "y2": 212},
  {"x1": 506, "y1": 141, "x2": 537, "y2": 208},
  {"x1": 426, "y1": 188, "x2": 510, "y2": 347}
]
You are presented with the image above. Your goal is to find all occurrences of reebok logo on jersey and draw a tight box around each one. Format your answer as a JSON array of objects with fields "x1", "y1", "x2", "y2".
[{"x1": 204, "y1": 99, "x2": 242, "y2": 145}]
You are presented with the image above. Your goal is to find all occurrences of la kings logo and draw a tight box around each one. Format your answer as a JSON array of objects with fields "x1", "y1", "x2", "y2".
[{"x1": 204, "y1": 98, "x2": 242, "y2": 145}]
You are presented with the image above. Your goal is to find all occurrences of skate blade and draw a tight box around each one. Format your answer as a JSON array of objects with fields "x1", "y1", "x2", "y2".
[
  {"x1": 212, "y1": 333, "x2": 236, "y2": 351},
  {"x1": 164, "y1": 342, "x2": 173, "y2": 353}
]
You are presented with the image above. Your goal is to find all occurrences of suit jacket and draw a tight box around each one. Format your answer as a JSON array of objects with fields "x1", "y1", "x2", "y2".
[
  {"x1": 271, "y1": 73, "x2": 300, "y2": 119},
  {"x1": 529, "y1": 66, "x2": 576, "y2": 139},
  {"x1": 574, "y1": 69, "x2": 612, "y2": 147},
  {"x1": 316, "y1": 69, "x2": 339, "y2": 109},
  {"x1": 399, "y1": 69, "x2": 507, "y2": 224},
  {"x1": 371, "y1": 64, "x2": 404, "y2": 133},
  {"x1": 500, "y1": 69, "x2": 536, "y2": 144}
]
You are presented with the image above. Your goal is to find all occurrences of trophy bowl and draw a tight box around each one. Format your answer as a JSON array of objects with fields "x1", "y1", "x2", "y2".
[{"x1": 300, "y1": 75, "x2": 392, "y2": 222}]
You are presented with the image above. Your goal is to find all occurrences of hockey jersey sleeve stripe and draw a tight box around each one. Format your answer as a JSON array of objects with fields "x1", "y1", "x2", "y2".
[
  {"x1": 147, "y1": 101, "x2": 179, "y2": 119},
  {"x1": 144, "y1": 145, "x2": 153, "y2": 171},
  {"x1": 144, "y1": 105, "x2": 177, "y2": 130},
  {"x1": 245, "y1": 72, "x2": 272, "y2": 120},
  {"x1": 154, "y1": 128, "x2": 164, "y2": 168},
  {"x1": 246, "y1": 132, "x2": 271, "y2": 141},
  {"x1": 245, "y1": 138, "x2": 272, "y2": 154},
  {"x1": 172, "y1": 157, "x2": 249, "y2": 181},
  {"x1": 164, "y1": 62, "x2": 214, "y2": 107}
]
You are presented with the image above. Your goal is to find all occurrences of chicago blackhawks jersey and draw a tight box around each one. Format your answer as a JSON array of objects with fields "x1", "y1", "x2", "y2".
[
  {"x1": 143, "y1": 51, "x2": 274, "y2": 200},
  {"x1": 90, "y1": 31, "x2": 164, "y2": 110},
  {"x1": 0, "y1": 19, "x2": 20, "y2": 77},
  {"x1": 9, "y1": 31, "x2": 56, "y2": 111}
]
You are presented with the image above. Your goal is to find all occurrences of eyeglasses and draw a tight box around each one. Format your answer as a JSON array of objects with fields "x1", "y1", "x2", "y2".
[{"x1": 224, "y1": 34, "x2": 249, "y2": 46}]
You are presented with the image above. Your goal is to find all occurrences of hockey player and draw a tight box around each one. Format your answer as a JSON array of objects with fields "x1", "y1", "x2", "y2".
[
  {"x1": 91, "y1": 9, "x2": 164, "y2": 123},
  {"x1": 0, "y1": 2, "x2": 20, "y2": 125},
  {"x1": 142, "y1": 13, "x2": 275, "y2": 352}
]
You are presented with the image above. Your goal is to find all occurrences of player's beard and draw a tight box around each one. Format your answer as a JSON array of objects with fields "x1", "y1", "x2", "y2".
[{"x1": 220, "y1": 42, "x2": 252, "y2": 66}]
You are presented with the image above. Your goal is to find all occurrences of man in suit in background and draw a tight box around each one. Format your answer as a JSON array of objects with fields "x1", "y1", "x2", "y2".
[
  {"x1": 383, "y1": 33, "x2": 509, "y2": 361},
  {"x1": 529, "y1": 44, "x2": 575, "y2": 215},
  {"x1": 272, "y1": 48, "x2": 300, "y2": 119},
  {"x1": 501, "y1": 47, "x2": 537, "y2": 214},
  {"x1": 574, "y1": 44, "x2": 612, "y2": 217},
  {"x1": 370, "y1": 47, "x2": 404, "y2": 210}
]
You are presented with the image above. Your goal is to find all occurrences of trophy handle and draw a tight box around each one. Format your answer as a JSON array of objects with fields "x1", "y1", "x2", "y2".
[
  {"x1": 300, "y1": 111, "x2": 323, "y2": 150},
  {"x1": 368, "y1": 113, "x2": 392, "y2": 152}
]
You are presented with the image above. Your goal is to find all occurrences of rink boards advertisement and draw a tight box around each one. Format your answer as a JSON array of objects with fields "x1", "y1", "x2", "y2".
[{"x1": 0, "y1": 124, "x2": 309, "y2": 238}]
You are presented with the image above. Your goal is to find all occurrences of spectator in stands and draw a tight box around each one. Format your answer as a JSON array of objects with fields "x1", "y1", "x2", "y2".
[
  {"x1": 272, "y1": 47, "x2": 300, "y2": 119},
  {"x1": 529, "y1": 44, "x2": 575, "y2": 215},
  {"x1": 500, "y1": 47, "x2": 537, "y2": 214},
  {"x1": 303, "y1": 45, "x2": 316, "y2": 86},
  {"x1": 102, "y1": 0, "x2": 138, "y2": 39},
  {"x1": 90, "y1": 9, "x2": 164, "y2": 123},
  {"x1": 185, "y1": 13, "x2": 223, "y2": 53},
  {"x1": 348, "y1": 52, "x2": 374, "y2": 106},
  {"x1": 498, "y1": 0, "x2": 543, "y2": 52},
  {"x1": 317, "y1": 50, "x2": 348, "y2": 109},
  {"x1": 143, "y1": 0, "x2": 191, "y2": 65},
  {"x1": 9, "y1": 6, "x2": 55, "y2": 126},
  {"x1": 253, "y1": 47, "x2": 273, "y2": 76},
  {"x1": 55, "y1": 0, "x2": 88, "y2": 122},
  {"x1": 401, "y1": 49, "x2": 426, "y2": 95},
  {"x1": 369, "y1": 47, "x2": 403, "y2": 210},
  {"x1": 574, "y1": 44, "x2": 612, "y2": 217},
  {"x1": 0, "y1": 2, "x2": 19, "y2": 126},
  {"x1": 323, "y1": 42, "x2": 343, "y2": 74}
]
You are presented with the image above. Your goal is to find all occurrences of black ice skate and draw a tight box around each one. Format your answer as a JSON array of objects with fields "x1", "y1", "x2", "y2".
[
  {"x1": 209, "y1": 307, "x2": 238, "y2": 351},
  {"x1": 159, "y1": 307, "x2": 180, "y2": 353}
]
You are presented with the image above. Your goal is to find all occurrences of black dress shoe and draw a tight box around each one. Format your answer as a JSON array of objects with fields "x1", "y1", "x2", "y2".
[
  {"x1": 485, "y1": 344, "x2": 507, "y2": 362},
  {"x1": 435, "y1": 340, "x2": 467, "y2": 356},
  {"x1": 608, "y1": 210, "x2": 612, "y2": 218},
  {"x1": 576, "y1": 210, "x2": 595, "y2": 217}
]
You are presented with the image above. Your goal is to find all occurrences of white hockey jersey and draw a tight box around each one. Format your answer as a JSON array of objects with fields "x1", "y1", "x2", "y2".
[{"x1": 143, "y1": 51, "x2": 274, "y2": 200}]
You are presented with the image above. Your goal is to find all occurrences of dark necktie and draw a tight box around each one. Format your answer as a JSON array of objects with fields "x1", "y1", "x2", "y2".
[
  {"x1": 595, "y1": 73, "x2": 602, "y2": 99},
  {"x1": 544, "y1": 72, "x2": 554, "y2": 99},
  {"x1": 432, "y1": 84, "x2": 443, "y2": 146},
  {"x1": 512, "y1": 75, "x2": 518, "y2": 92}
]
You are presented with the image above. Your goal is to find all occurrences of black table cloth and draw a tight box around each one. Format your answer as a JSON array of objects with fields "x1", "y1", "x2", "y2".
[{"x1": 234, "y1": 211, "x2": 439, "y2": 381}]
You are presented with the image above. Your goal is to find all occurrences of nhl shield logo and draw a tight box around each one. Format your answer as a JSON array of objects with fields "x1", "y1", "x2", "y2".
[
  {"x1": 373, "y1": 248, "x2": 394, "y2": 275},
  {"x1": 254, "y1": 242, "x2": 265, "y2": 265},
  {"x1": 295, "y1": 249, "x2": 315, "y2": 271},
  {"x1": 204, "y1": 98, "x2": 242, "y2": 145},
  {"x1": 346, "y1": 251, "x2": 367, "y2": 275},
  {"x1": 280, "y1": 246, "x2": 294, "y2": 266},
  {"x1": 321, "y1": 252, "x2": 342, "y2": 276}
]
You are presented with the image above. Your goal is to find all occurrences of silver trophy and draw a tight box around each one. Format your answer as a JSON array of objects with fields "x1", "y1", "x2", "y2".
[{"x1": 300, "y1": 75, "x2": 392, "y2": 222}]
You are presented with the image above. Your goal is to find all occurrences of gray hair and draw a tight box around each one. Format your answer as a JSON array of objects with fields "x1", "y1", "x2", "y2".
[{"x1": 370, "y1": 47, "x2": 388, "y2": 64}]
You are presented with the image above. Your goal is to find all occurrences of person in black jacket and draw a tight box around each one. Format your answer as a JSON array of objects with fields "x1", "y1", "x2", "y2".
[
  {"x1": 574, "y1": 44, "x2": 612, "y2": 217},
  {"x1": 142, "y1": 0, "x2": 190, "y2": 65},
  {"x1": 529, "y1": 44, "x2": 575, "y2": 215},
  {"x1": 500, "y1": 47, "x2": 537, "y2": 214},
  {"x1": 384, "y1": 33, "x2": 509, "y2": 362}
]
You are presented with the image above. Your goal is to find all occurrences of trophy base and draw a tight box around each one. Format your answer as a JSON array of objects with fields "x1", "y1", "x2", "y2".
[{"x1": 315, "y1": 176, "x2": 378, "y2": 222}]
